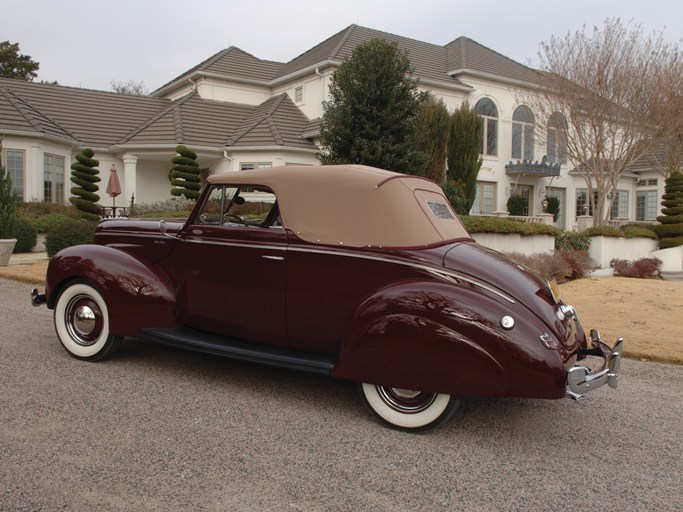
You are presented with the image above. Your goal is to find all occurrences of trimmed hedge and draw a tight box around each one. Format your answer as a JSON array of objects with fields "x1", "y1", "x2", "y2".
[
  {"x1": 13, "y1": 217, "x2": 37, "y2": 253},
  {"x1": 45, "y1": 220, "x2": 98, "y2": 258},
  {"x1": 461, "y1": 215, "x2": 559, "y2": 236},
  {"x1": 32, "y1": 213, "x2": 79, "y2": 234}
]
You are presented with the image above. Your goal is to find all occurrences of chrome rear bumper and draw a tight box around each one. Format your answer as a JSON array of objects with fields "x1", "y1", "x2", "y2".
[{"x1": 566, "y1": 330, "x2": 623, "y2": 400}]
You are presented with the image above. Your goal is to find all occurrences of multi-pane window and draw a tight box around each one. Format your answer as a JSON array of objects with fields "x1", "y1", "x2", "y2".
[
  {"x1": 576, "y1": 189, "x2": 599, "y2": 217},
  {"x1": 610, "y1": 190, "x2": 629, "y2": 219},
  {"x1": 475, "y1": 98, "x2": 498, "y2": 157},
  {"x1": 636, "y1": 190, "x2": 658, "y2": 221},
  {"x1": 547, "y1": 112, "x2": 567, "y2": 164},
  {"x1": 4, "y1": 150, "x2": 25, "y2": 201},
  {"x1": 511, "y1": 106, "x2": 534, "y2": 161},
  {"x1": 471, "y1": 182, "x2": 496, "y2": 215},
  {"x1": 240, "y1": 162, "x2": 272, "y2": 171},
  {"x1": 44, "y1": 154, "x2": 65, "y2": 203},
  {"x1": 295, "y1": 86, "x2": 303, "y2": 103}
]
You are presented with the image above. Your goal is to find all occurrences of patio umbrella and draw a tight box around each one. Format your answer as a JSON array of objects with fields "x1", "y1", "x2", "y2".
[{"x1": 106, "y1": 164, "x2": 122, "y2": 210}]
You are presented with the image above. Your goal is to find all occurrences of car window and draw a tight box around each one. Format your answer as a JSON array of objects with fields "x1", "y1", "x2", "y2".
[{"x1": 197, "y1": 185, "x2": 280, "y2": 228}]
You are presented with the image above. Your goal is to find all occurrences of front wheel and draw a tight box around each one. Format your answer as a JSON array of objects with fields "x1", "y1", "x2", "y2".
[
  {"x1": 54, "y1": 280, "x2": 122, "y2": 361},
  {"x1": 359, "y1": 383, "x2": 461, "y2": 432}
]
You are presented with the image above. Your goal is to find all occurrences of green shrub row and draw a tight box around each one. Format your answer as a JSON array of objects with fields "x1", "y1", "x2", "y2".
[
  {"x1": 460, "y1": 216, "x2": 559, "y2": 236},
  {"x1": 45, "y1": 220, "x2": 98, "y2": 258}
]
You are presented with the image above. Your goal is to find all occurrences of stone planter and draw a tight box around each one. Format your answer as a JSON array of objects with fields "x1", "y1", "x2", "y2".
[{"x1": 0, "y1": 238, "x2": 17, "y2": 266}]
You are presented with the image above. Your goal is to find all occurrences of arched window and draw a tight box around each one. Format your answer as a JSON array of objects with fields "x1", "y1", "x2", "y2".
[
  {"x1": 511, "y1": 105, "x2": 534, "y2": 161},
  {"x1": 475, "y1": 98, "x2": 498, "y2": 156},
  {"x1": 547, "y1": 112, "x2": 567, "y2": 164}
]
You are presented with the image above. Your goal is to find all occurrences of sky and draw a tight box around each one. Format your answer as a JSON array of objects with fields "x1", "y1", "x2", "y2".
[{"x1": 4, "y1": 0, "x2": 682, "y2": 93}]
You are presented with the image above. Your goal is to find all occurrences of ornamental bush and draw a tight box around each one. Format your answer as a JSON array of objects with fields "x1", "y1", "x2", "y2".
[
  {"x1": 0, "y1": 165, "x2": 17, "y2": 239},
  {"x1": 45, "y1": 219, "x2": 97, "y2": 258},
  {"x1": 654, "y1": 172, "x2": 683, "y2": 248},
  {"x1": 13, "y1": 217, "x2": 37, "y2": 253},
  {"x1": 69, "y1": 148, "x2": 101, "y2": 221},
  {"x1": 506, "y1": 195, "x2": 526, "y2": 216},
  {"x1": 170, "y1": 145, "x2": 201, "y2": 200},
  {"x1": 32, "y1": 213, "x2": 78, "y2": 234}
]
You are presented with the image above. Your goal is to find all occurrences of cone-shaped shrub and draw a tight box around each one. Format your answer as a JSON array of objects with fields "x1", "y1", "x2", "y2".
[
  {"x1": 170, "y1": 145, "x2": 201, "y2": 200},
  {"x1": 69, "y1": 148, "x2": 101, "y2": 221},
  {"x1": 654, "y1": 172, "x2": 683, "y2": 249},
  {"x1": 0, "y1": 165, "x2": 18, "y2": 239}
]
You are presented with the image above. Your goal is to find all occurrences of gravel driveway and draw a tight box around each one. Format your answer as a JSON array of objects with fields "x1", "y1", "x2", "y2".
[{"x1": 1, "y1": 278, "x2": 682, "y2": 511}]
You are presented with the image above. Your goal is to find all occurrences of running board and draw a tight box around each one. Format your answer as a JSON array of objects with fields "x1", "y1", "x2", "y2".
[{"x1": 140, "y1": 327, "x2": 335, "y2": 376}]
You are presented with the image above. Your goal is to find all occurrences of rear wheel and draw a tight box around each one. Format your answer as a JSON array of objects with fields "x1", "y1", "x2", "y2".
[
  {"x1": 359, "y1": 383, "x2": 461, "y2": 432},
  {"x1": 54, "y1": 280, "x2": 122, "y2": 361}
]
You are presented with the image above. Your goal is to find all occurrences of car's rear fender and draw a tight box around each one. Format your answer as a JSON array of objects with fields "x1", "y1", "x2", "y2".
[
  {"x1": 332, "y1": 280, "x2": 568, "y2": 398},
  {"x1": 46, "y1": 245, "x2": 177, "y2": 337}
]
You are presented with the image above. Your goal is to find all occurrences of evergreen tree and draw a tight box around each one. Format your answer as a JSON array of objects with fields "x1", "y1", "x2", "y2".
[
  {"x1": 0, "y1": 166, "x2": 18, "y2": 239},
  {"x1": 318, "y1": 38, "x2": 426, "y2": 173},
  {"x1": 170, "y1": 145, "x2": 201, "y2": 200},
  {"x1": 0, "y1": 41, "x2": 39, "y2": 81},
  {"x1": 415, "y1": 95, "x2": 450, "y2": 182},
  {"x1": 654, "y1": 172, "x2": 683, "y2": 248},
  {"x1": 446, "y1": 102, "x2": 483, "y2": 215},
  {"x1": 69, "y1": 148, "x2": 101, "y2": 221}
]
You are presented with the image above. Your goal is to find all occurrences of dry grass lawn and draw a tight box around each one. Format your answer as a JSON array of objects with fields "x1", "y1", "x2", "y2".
[{"x1": 2, "y1": 261, "x2": 681, "y2": 364}]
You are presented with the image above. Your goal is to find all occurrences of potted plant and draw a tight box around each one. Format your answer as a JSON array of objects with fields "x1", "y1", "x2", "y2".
[{"x1": 0, "y1": 165, "x2": 18, "y2": 266}]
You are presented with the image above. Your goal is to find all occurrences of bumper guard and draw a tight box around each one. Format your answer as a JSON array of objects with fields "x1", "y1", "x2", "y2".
[{"x1": 566, "y1": 330, "x2": 623, "y2": 400}]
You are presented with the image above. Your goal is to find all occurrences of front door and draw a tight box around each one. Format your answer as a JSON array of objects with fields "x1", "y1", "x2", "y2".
[{"x1": 165, "y1": 185, "x2": 288, "y2": 346}]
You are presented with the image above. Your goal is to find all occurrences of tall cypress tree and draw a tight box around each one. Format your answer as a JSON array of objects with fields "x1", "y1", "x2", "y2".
[
  {"x1": 69, "y1": 148, "x2": 101, "y2": 221},
  {"x1": 170, "y1": 145, "x2": 201, "y2": 200},
  {"x1": 415, "y1": 95, "x2": 451, "y2": 182},
  {"x1": 447, "y1": 102, "x2": 483, "y2": 215},
  {"x1": 654, "y1": 172, "x2": 683, "y2": 248}
]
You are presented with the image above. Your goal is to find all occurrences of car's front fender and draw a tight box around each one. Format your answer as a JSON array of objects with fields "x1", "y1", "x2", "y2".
[
  {"x1": 332, "y1": 280, "x2": 567, "y2": 398},
  {"x1": 47, "y1": 245, "x2": 177, "y2": 336}
]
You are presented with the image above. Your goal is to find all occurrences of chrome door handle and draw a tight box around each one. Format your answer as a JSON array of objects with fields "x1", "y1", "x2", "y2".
[{"x1": 262, "y1": 255, "x2": 285, "y2": 261}]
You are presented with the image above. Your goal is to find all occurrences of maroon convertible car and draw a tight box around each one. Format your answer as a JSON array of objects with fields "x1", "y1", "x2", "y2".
[{"x1": 32, "y1": 165, "x2": 622, "y2": 431}]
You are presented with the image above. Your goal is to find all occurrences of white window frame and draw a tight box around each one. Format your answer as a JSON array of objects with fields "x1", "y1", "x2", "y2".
[
  {"x1": 3, "y1": 149, "x2": 25, "y2": 201},
  {"x1": 43, "y1": 153, "x2": 66, "y2": 203}
]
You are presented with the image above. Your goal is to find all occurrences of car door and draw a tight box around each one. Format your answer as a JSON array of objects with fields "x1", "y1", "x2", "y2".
[{"x1": 167, "y1": 185, "x2": 288, "y2": 347}]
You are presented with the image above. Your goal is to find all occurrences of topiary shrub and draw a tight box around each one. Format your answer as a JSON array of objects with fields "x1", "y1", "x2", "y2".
[
  {"x1": 659, "y1": 236, "x2": 683, "y2": 249},
  {"x1": 69, "y1": 148, "x2": 101, "y2": 221},
  {"x1": 45, "y1": 220, "x2": 97, "y2": 258},
  {"x1": 13, "y1": 217, "x2": 37, "y2": 253},
  {"x1": 170, "y1": 145, "x2": 201, "y2": 200},
  {"x1": 654, "y1": 172, "x2": 683, "y2": 248},
  {"x1": 506, "y1": 195, "x2": 526, "y2": 216}
]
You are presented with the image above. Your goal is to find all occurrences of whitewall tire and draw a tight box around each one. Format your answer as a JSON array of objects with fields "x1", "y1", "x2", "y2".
[
  {"x1": 359, "y1": 383, "x2": 461, "y2": 432},
  {"x1": 54, "y1": 281, "x2": 122, "y2": 361}
]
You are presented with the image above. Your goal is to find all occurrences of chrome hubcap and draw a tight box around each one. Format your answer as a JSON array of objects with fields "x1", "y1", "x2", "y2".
[
  {"x1": 65, "y1": 295, "x2": 103, "y2": 346},
  {"x1": 376, "y1": 386, "x2": 437, "y2": 414}
]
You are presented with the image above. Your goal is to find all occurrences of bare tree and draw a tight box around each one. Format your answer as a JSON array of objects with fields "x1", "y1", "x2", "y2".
[
  {"x1": 527, "y1": 18, "x2": 682, "y2": 226},
  {"x1": 110, "y1": 79, "x2": 148, "y2": 96}
]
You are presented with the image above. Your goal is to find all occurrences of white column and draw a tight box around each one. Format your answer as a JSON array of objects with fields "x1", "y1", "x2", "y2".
[{"x1": 122, "y1": 153, "x2": 138, "y2": 207}]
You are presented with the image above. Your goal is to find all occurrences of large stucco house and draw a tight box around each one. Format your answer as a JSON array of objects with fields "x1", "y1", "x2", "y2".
[{"x1": 0, "y1": 25, "x2": 665, "y2": 228}]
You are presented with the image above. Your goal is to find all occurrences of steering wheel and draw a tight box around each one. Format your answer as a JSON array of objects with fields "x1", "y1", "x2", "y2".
[{"x1": 223, "y1": 213, "x2": 245, "y2": 225}]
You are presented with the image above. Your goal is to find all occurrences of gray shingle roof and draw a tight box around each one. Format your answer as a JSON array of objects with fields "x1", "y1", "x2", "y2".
[
  {"x1": 445, "y1": 37, "x2": 539, "y2": 83},
  {"x1": 155, "y1": 47, "x2": 284, "y2": 93},
  {"x1": 0, "y1": 77, "x2": 168, "y2": 147},
  {"x1": 0, "y1": 78, "x2": 315, "y2": 151}
]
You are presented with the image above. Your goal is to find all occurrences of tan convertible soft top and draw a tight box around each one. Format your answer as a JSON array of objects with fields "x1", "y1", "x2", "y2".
[{"x1": 207, "y1": 164, "x2": 470, "y2": 248}]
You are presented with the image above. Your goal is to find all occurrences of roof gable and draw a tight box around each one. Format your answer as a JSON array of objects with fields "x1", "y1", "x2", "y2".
[{"x1": 445, "y1": 37, "x2": 539, "y2": 83}]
